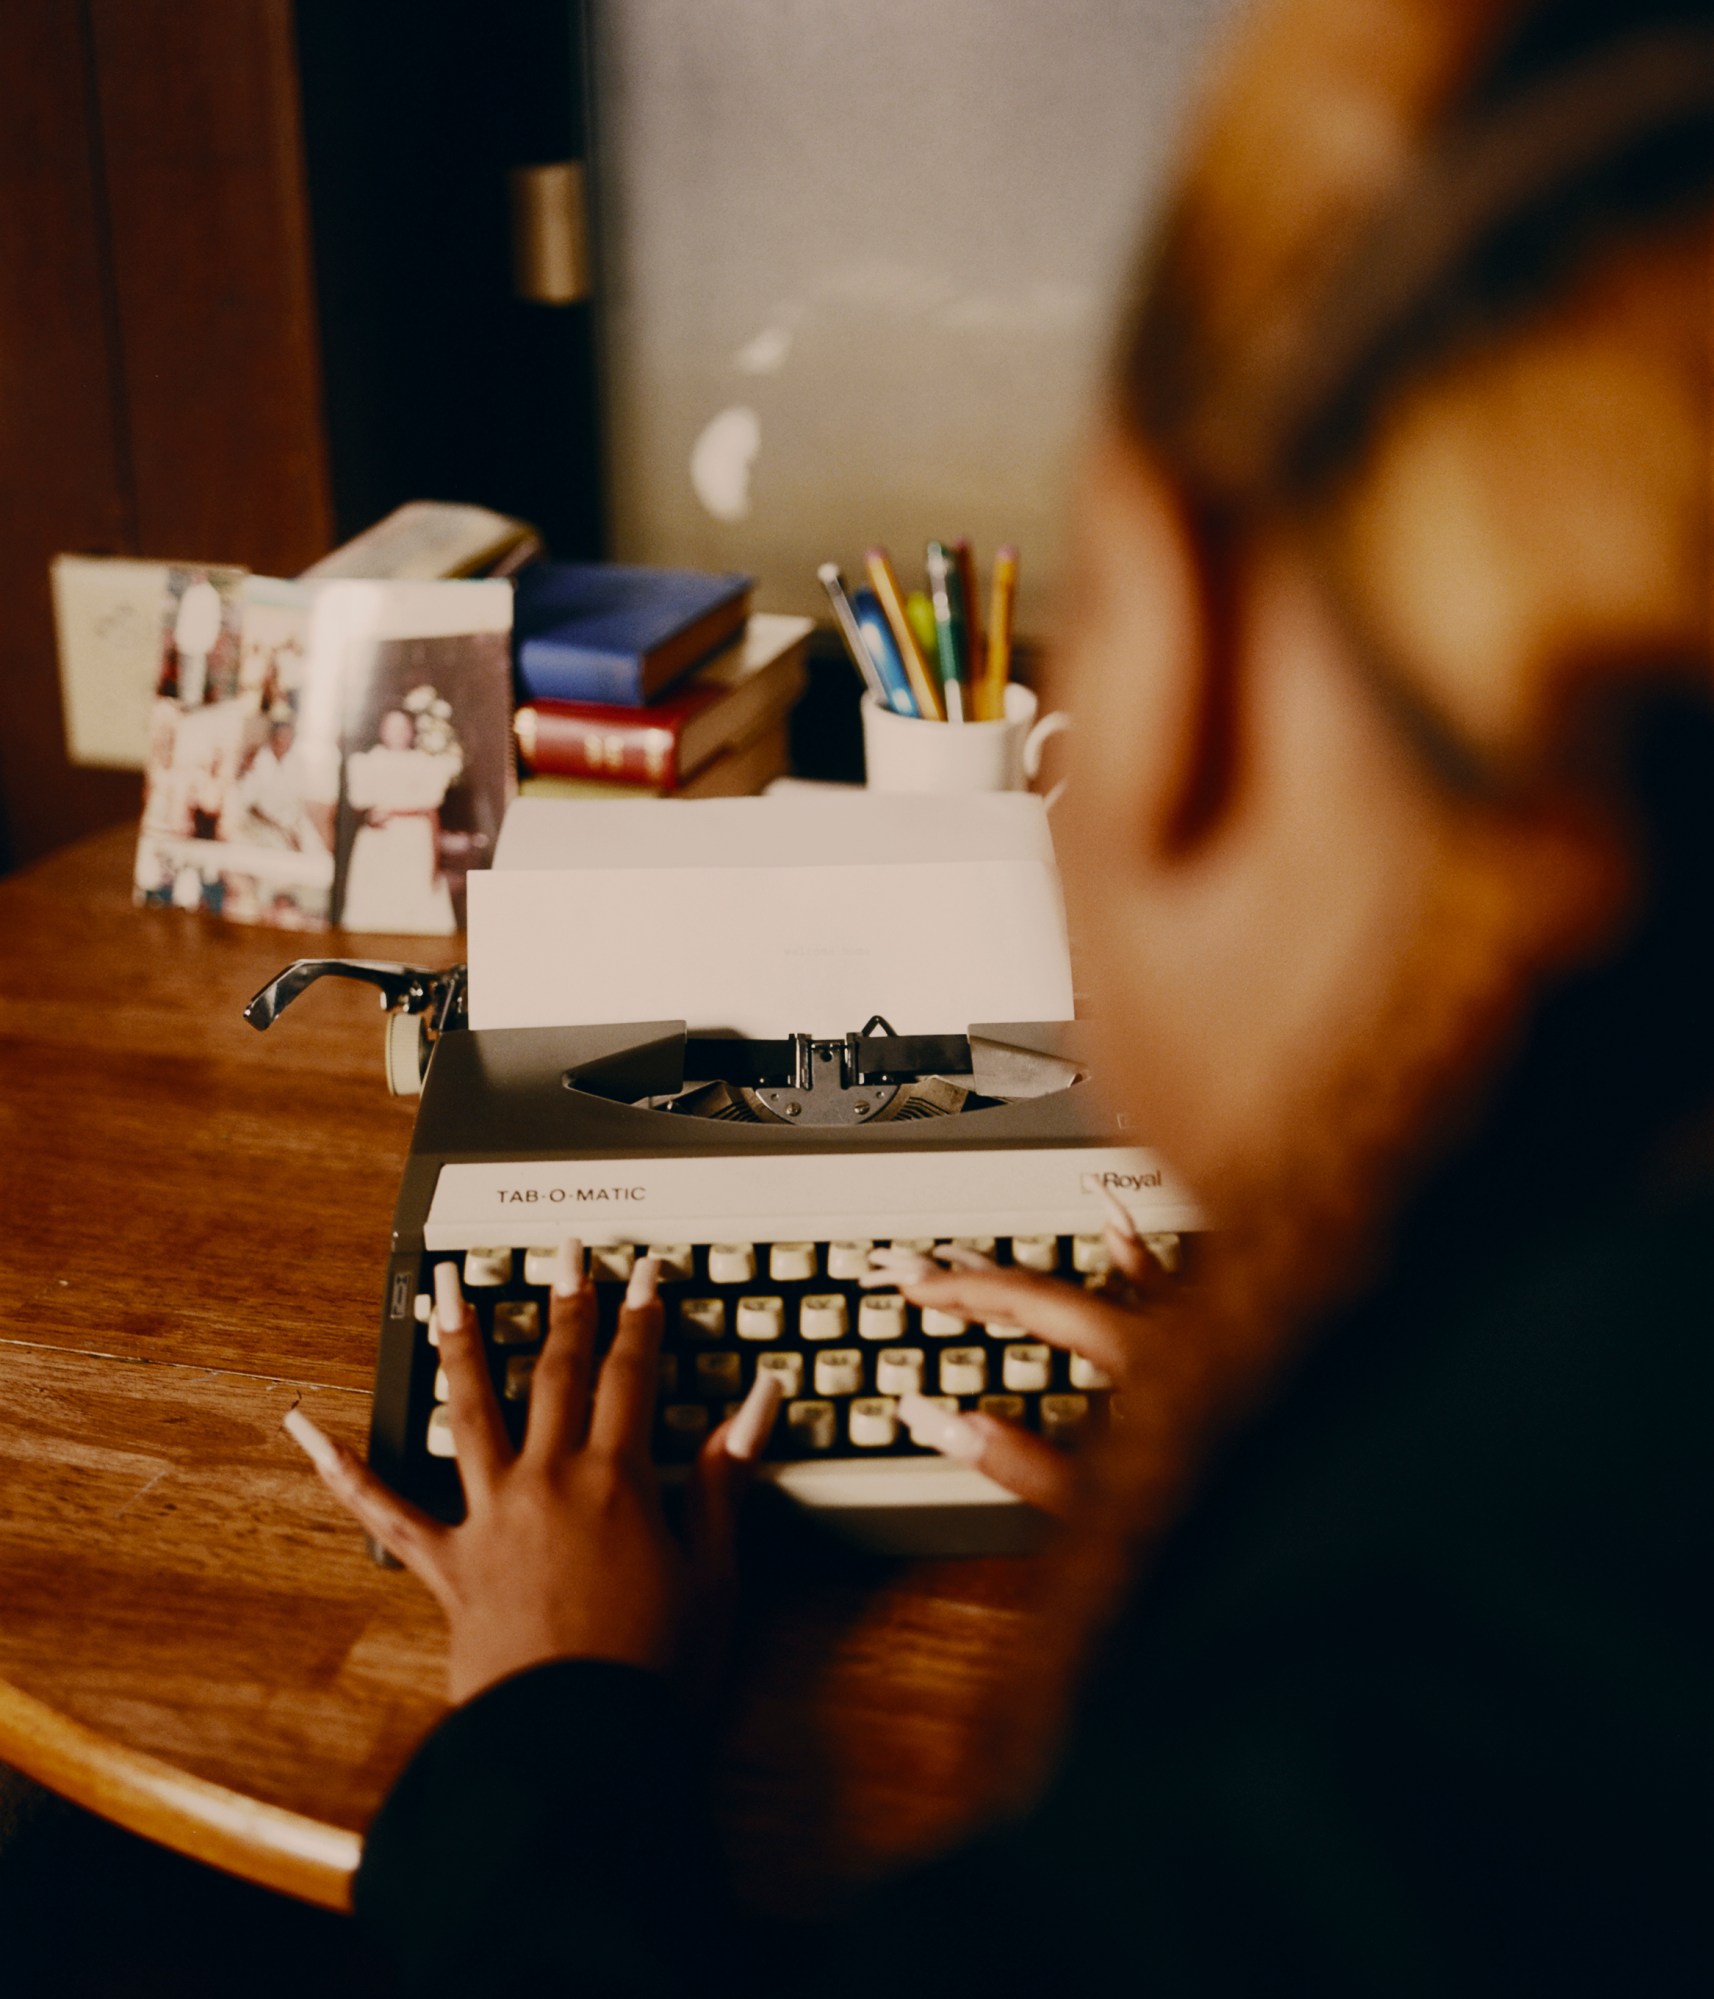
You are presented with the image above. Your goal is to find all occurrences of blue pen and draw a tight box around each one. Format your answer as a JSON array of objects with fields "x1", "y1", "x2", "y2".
[{"x1": 851, "y1": 587, "x2": 919, "y2": 716}]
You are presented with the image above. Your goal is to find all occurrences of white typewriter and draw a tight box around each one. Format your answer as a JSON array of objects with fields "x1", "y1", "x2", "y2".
[{"x1": 247, "y1": 795, "x2": 1202, "y2": 1555}]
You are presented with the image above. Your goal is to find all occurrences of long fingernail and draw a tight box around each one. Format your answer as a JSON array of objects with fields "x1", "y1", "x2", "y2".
[
  {"x1": 1104, "y1": 1226, "x2": 1146, "y2": 1281},
  {"x1": 1096, "y1": 1183, "x2": 1142, "y2": 1241},
  {"x1": 898, "y1": 1392, "x2": 985, "y2": 1462},
  {"x1": 863, "y1": 1250, "x2": 938, "y2": 1287},
  {"x1": 626, "y1": 1256, "x2": 660, "y2": 1309},
  {"x1": 553, "y1": 1237, "x2": 584, "y2": 1297},
  {"x1": 725, "y1": 1372, "x2": 782, "y2": 1461},
  {"x1": 282, "y1": 1406, "x2": 342, "y2": 1475},
  {"x1": 936, "y1": 1244, "x2": 995, "y2": 1271},
  {"x1": 434, "y1": 1260, "x2": 465, "y2": 1334}
]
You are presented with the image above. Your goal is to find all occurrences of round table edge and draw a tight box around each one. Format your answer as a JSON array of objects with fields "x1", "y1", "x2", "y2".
[{"x1": 0, "y1": 1674, "x2": 360, "y2": 1910}]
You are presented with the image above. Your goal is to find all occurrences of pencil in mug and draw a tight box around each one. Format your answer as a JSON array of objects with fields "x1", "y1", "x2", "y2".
[
  {"x1": 983, "y1": 545, "x2": 1018, "y2": 721},
  {"x1": 925, "y1": 540, "x2": 969, "y2": 724},
  {"x1": 952, "y1": 538, "x2": 984, "y2": 710},
  {"x1": 850, "y1": 587, "x2": 918, "y2": 716},
  {"x1": 817, "y1": 563, "x2": 891, "y2": 708},
  {"x1": 905, "y1": 589, "x2": 939, "y2": 670},
  {"x1": 865, "y1": 547, "x2": 945, "y2": 720}
]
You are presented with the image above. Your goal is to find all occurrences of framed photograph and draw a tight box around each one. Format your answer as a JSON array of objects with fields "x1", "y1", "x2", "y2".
[
  {"x1": 318, "y1": 580, "x2": 514, "y2": 933},
  {"x1": 133, "y1": 571, "x2": 336, "y2": 927}
]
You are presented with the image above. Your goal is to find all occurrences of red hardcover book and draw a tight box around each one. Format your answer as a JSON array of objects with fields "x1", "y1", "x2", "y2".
[{"x1": 513, "y1": 613, "x2": 809, "y2": 788}]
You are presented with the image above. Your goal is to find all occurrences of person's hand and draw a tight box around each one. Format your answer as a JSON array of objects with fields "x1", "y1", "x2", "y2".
[
  {"x1": 283, "y1": 1242, "x2": 780, "y2": 1704},
  {"x1": 867, "y1": 1199, "x2": 1164, "y2": 1519}
]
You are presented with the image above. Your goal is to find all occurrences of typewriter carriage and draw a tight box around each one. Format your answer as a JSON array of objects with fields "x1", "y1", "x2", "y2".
[{"x1": 244, "y1": 959, "x2": 1092, "y2": 1116}]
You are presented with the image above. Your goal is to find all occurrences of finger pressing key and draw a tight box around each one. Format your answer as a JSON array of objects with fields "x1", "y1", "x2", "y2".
[
  {"x1": 893, "y1": 1264, "x2": 1132, "y2": 1374},
  {"x1": 589, "y1": 1256, "x2": 664, "y2": 1460},
  {"x1": 433, "y1": 1260, "x2": 512, "y2": 1502},
  {"x1": 1095, "y1": 1184, "x2": 1150, "y2": 1283},
  {"x1": 523, "y1": 1238, "x2": 596, "y2": 1465}
]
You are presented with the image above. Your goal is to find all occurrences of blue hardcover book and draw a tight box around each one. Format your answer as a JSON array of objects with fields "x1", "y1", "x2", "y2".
[{"x1": 513, "y1": 563, "x2": 754, "y2": 705}]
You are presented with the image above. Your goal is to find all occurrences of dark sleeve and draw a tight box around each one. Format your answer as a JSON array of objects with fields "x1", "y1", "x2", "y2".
[
  {"x1": 354, "y1": 1659, "x2": 735, "y2": 1999},
  {"x1": 355, "y1": 1200, "x2": 1712, "y2": 1999}
]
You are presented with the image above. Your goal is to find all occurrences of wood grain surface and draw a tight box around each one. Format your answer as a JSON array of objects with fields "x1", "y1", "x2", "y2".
[{"x1": 0, "y1": 827, "x2": 1042, "y2": 1911}]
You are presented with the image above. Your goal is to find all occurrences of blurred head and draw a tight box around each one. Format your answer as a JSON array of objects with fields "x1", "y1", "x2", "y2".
[
  {"x1": 379, "y1": 709, "x2": 414, "y2": 751},
  {"x1": 1054, "y1": 0, "x2": 1712, "y2": 1222}
]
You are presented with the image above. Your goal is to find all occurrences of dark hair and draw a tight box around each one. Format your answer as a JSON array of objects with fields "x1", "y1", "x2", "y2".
[{"x1": 1122, "y1": 0, "x2": 1714, "y2": 518}]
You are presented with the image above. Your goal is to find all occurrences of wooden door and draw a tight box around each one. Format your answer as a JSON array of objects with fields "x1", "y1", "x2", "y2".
[{"x1": 0, "y1": 0, "x2": 332, "y2": 873}]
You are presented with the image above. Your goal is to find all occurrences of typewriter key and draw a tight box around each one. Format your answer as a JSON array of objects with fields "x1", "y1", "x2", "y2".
[
  {"x1": 647, "y1": 1244, "x2": 695, "y2": 1282},
  {"x1": 978, "y1": 1393, "x2": 1027, "y2": 1422},
  {"x1": 1071, "y1": 1233, "x2": 1111, "y2": 1276},
  {"x1": 785, "y1": 1400, "x2": 837, "y2": 1451},
  {"x1": 503, "y1": 1356, "x2": 536, "y2": 1401},
  {"x1": 857, "y1": 1294, "x2": 906, "y2": 1341},
  {"x1": 590, "y1": 1244, "x2": 636, "y2": 1283},
  {"x1": 768, "y1": 1242, "x2": 818, "y2": 1282},
  {"x1": 678, "y1": 1297, "x2": 726, "y2": 1340},
  {"x1": 735, "y1": 1296, "x2": 785, "y2": 1341},
  {"x1": 463, "y1": 1247, "x2": 514, "y2": 1287},
  {"x1": 425, "y1": 1407, "x2": 456, "y2": 1458},
  {"x1": 708, "y1": 1243, "x2": 757, "y2": 1285},
  {"x1": 492, "y1": 1299, "x2": 540, "y2": 1345},
  {"x1": 936, "y1": 1351, "x2": 988, "y2": 1399},
  {"x1": 1070, "y1": 1354, "x2": 1115, "y2": 1391},
  {"x1": 939, "y1": 1347, "x2": 988, "y2": 1396},
  {"x1": 849, "y1": 1397, "x2": 898, "y2": 1447},
  {"x1": 920, "y1": 1305, "x2": 968, "y2": 1337},
  {"x1": 826, "y1": 1241, "x2": 874, "y2": 1280},
  {"x1": 1001, "y1": 1343, "x2": 1052, "y2": 1393},
  {"x1": 1143, "y1": 1232, "x2": 1182, "y2": 1274},
  {"x1": 756, "y1": 1351, "x2": 804, "y2": 1399},
  {"x1": 813, "y1": 1349, "x2": 863, "y2": 1397},
  {"x1": 799, "y1": 1294, "x2": 849, "y2": 1341},
  {"x1": 1009, "y1": 1235, "x2": 1059, "y2": 1272},
  {"x1": 875, "y1": 1348, "x2": 925, "y2": 1396},
  {"x1": 522, "y1": 1246, "x2": 560, "y2": 1286}
]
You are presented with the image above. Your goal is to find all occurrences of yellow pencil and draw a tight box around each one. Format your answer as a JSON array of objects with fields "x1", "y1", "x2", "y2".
[
  {"x1": 984, "y1": 545, "x2": 1018, "y2": 719},
  {"x1": 866, "y1": 547, "x2": 945, "y2": 720}
]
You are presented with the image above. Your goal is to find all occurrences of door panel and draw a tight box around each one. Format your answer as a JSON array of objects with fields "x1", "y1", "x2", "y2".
[{"x1": 0, "y1": 0, "x2": 139, "y2": 868}]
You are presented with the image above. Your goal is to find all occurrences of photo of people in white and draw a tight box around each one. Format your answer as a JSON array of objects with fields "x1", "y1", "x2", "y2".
[
  {"x1": 339, "y1": 690, "x2": 464, "y2": 934},
  {"x1": 134, "y1": 573, "x2": 333, "y2": 927}
]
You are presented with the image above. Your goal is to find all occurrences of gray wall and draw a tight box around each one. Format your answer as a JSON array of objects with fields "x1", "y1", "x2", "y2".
[{"x1": 591, "y1": 0, "x2": 1240, "y2": 628}]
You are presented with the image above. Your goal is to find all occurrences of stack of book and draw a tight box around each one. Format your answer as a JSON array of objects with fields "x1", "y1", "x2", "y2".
[{"x1": 511, "y1": 564, "x2": 810, "y2": 799}]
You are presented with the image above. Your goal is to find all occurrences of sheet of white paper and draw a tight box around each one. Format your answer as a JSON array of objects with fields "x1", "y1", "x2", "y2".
[
  {"x1": 491, "y1": 790, "x2": 1058, "y2": 872},
  {"x1": 468, "y1": 795, "x2": 1073, "y2": 1035}
]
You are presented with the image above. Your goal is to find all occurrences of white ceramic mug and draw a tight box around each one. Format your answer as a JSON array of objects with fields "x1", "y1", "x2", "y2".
[{"x1": 862, "y1": 682, "x2": 1071, "y2": 799}]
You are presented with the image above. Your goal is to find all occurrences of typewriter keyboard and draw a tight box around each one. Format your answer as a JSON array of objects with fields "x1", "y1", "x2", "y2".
[{"x1": 406, "y1": 1233, "x2": 1183, "y2": 1471}]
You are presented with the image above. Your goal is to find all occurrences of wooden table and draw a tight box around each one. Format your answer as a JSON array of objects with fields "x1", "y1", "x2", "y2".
[{"x1": 0, "y1": 825, "x2": 1039, "y2": 1912}]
